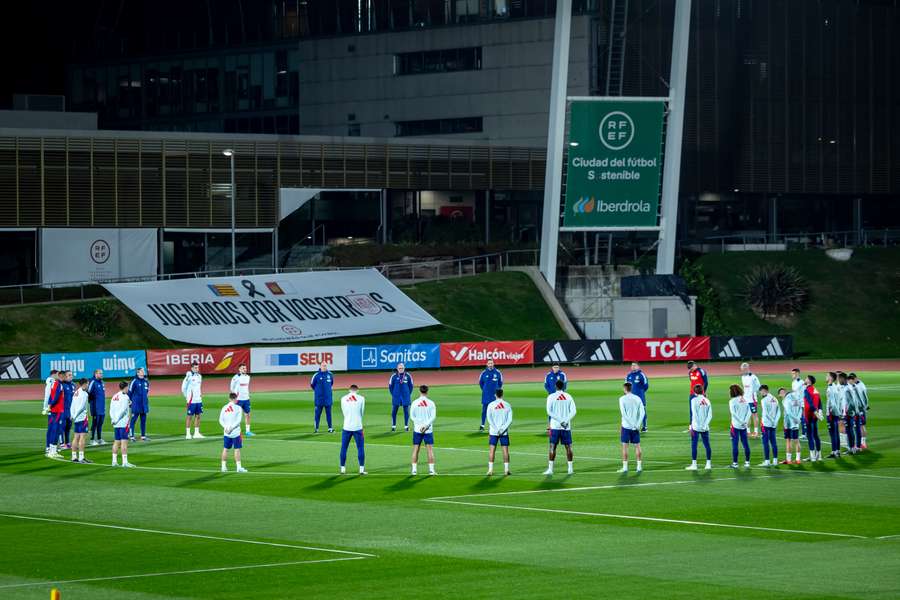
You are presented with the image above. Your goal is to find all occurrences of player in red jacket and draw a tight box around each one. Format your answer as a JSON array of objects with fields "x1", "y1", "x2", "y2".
[{"x1": 803, "y1": 374, "x2": 823, "y2": 461}]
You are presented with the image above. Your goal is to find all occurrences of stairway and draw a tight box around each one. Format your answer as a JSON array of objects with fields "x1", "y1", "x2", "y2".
[{"x1": 605, "y1": 0, "x2": 629, "y2": 96}]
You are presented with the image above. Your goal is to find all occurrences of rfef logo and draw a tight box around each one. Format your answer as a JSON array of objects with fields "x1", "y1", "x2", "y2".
[
  {"x1": 599, "y1": 110, "x2": 635, "y2": 150},
  {"x1": 622, "y1": 337, "x2": 710, "y2": 362},
  {"x1": 440, "y1": 341, "x2": 534, "y2": 367}
]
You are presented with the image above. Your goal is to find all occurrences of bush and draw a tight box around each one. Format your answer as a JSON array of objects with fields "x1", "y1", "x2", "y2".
[
  {"x1": 679, "y1": 259, "x2": 725, "y2": 334},
  {"x1": 73, "y1": 299, "x2": 118, "y2": 338},
  {"x1": 742, "y1": 264, "x2": 808, "y2": 319}
]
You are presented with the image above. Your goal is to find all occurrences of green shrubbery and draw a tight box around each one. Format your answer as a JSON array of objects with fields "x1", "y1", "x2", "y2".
[{"x1": 73, "y1": 299, "x2": 118, "y2": 337}]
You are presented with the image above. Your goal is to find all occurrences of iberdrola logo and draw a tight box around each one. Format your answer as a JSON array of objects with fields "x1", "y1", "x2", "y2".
[
  {"x1": 214, "y1": 351, "x2": 235, "y2": 371},
  {"x1": 572, "y1": 197, "x2": 596, "y2": 213}
]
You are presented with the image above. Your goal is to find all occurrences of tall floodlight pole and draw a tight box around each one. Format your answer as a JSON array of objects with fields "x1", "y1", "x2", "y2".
[
  {"x1": 223, "y1": 149, "x2": 236, "y2": 276},
  {"x1": 655, "y1": 0, "x2": 692, "y2": 274},
  {"x1": 538, "y1": 0, "x2": 572, "y2": 290}
]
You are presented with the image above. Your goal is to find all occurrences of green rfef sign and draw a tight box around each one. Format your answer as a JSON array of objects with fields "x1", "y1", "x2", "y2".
[{"x1": 563, "y1": 99, "x2": 666, "y2": 228}]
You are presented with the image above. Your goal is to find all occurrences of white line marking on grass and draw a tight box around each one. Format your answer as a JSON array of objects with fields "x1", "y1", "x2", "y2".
[
  {"x1": 876, "y1": 534, "x2": 900, "y2": 540},
  {"x1": 0, "y1": 556, "x2": 367, "y2": 590},
  {"x1": 0, "y1": 513, "x2": 375, "y2": 557},
  {"x1": 425, "y1": 499, "x2": 870, "y2": 540},
  {"x1": 833, "y1": 471, "x2": 900, "y2": 481},
  {"x1": 426, "y1": 475, "x2": 779, "y2": 501}
]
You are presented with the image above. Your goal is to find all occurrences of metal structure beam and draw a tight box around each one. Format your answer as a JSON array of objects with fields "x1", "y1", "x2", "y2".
[{"x1": 538, "y1": 0, "x2": 572, "y2": 290}]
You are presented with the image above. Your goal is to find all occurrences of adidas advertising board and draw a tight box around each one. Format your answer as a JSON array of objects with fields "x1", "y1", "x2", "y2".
[
  {"x1": 533, "y1": 340, "x2": 623, "y2": 364},
  {"x1": 440, "y1": 341, "x2": 534, "y2": 367},
  {"x1": 0, "y1": 354, "x2": 40, "y2": 380},
  {"x1": 710, "y1": 336, "x2": 793, "y2": 360}
]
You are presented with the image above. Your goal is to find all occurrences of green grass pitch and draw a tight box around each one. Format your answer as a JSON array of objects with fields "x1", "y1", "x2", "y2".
[{"x1": 1, "y1": 372, "x2": 899, "y2": 599}]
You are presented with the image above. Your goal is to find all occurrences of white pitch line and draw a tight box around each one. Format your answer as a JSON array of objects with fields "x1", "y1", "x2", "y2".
[
  {"x1": 425, "y1": 474, "x2": 783, "y2": 501},
  {"x1": 0, "y1": 513, "x2": 375, "y2": 557},
  {"x1": 0, "y1": 556, "x2": 367, "y2": 590},
  {"x1": 425, "y1": 499, "x2": 870, "y2": 540},
  {"x1": 877, "y1": 534, "x2": 900, "y2": 540}
]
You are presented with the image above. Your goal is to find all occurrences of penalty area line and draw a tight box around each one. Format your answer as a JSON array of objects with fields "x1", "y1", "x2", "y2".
[
  {"x1": 0, "y1": 556, "x2": 367, "y2": 590},
  {"x1": 0, "y1": 513, "x2": 376, "y2": 558},
  {"x1": 425, "y1": 498, "x2": 869, "y2": 540}
]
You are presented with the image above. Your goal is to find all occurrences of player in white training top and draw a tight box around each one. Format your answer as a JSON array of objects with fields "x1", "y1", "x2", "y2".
[{"x1": 230, "y1": 364, "x2": 254, "y2": 436}]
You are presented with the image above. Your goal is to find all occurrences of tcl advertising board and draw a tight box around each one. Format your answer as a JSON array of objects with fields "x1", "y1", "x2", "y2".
[
  {"x1": 440, "y1": 341, "x2": 533, "y2": 367},
  {"x1": 622, "y1": 337, "x2": 710, "y2": 362},
  {"x1": 147, "y1": 348, "x2": 250, "y2": 375}
]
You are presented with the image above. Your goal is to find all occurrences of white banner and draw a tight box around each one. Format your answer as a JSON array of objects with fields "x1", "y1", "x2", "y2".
[
  {"x1": 41, "y1": 228, "x2": 158, "y2": 286},
  {"x1": 103, "y1": 269, "x2": 440, "y2": 345},
  {"x1": 251, "y1": 346, "x2": 348, "y2": 373}
]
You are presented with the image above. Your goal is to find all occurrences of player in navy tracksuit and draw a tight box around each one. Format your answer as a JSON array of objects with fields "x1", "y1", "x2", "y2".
[
  {"x1": 478, "y1": 359, "x2": 503, "y2": 431},
  {"x1": 59, "y1": 371, "x2": 76, "y2": 448},
  {"x1": 388, "y1": 363, "x2": 414, "y2": 432},
  {"x1": 88, "y1": 369, "x2": 106, "y2": 444},
  {"x1": 626, "y1": 362, "x2": 650, "y2": 431},
  {"x1": 544, "y1": 364, "x2": 567, "y2": 428},
  {"x1": 128, "y1": 368, "x2": 150, "y2": 441},
  {"x1": 310, "y1": 362, "x2": 334, "y2": 433}
]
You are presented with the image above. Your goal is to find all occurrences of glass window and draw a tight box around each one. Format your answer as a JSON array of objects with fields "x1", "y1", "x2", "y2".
[
  {"x1": 395, "y1": 47, "x2": 482, "y2": 76},
  {"x1": 395, "y1": 116, "x2": 483, "y2": 137}
]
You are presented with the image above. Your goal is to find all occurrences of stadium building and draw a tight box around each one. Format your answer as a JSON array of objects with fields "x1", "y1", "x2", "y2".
[{"x1": 1, "y1": 0, "x2": 898, "y2": 288}]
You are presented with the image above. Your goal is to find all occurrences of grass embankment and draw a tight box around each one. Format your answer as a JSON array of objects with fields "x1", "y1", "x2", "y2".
[{"x1": 697, "y1": 247, "x2": 900, "y2": 358}]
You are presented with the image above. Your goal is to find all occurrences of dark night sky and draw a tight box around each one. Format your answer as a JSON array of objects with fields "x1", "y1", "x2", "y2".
[{"x1": 0, "y1": 2, "x2": 99, "y2": 107}]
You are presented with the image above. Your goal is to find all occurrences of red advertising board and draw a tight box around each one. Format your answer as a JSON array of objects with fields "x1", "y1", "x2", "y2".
[
  {"x1": 147, "y1": 348, "x2": 250, "y2": 375},
  {"x1": 440, "y1": 341, "x2": 534, "y2": 367},
  {"x1": 622, "y1": 337, "x2": 710, "y2": 362}
]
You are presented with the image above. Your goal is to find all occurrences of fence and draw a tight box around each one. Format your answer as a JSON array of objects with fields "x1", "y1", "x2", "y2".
[
  {"x1": 0, "y1": 250, "x2": 541, "y2": 306},
  {"x1": 694, "y1": 228, "x2": 900, "y2": 252}
]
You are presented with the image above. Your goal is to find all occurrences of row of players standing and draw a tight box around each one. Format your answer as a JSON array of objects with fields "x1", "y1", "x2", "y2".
[{"x1": 42, "y1": 364, "x2": 253, "y2": 459}]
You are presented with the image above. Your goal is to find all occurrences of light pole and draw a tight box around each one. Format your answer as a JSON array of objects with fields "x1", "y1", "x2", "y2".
[{"x1": 222, "y1": 149, "x2": 236, "y2": 276}]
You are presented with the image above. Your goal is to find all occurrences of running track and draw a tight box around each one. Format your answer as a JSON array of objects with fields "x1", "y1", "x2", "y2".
[{"x1": 2, "y1": 359, "x2": 898, "y2": 402}]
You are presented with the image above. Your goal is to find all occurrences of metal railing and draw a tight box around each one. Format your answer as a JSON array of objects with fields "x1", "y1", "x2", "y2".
[
  {"x1": 691, "y1": 228, "x2": 900, "y2": 252},
  {"x1": 0, "y1": 250, "x2": 541, "y2": 306}
]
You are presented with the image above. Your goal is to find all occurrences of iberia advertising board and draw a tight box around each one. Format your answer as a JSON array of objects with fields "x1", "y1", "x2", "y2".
[
  {"x1": 440, "y1": 341, "x2": 534, "y2": 367},
  {"x1": 147, "y1": 348, "x2": 250, "y2": 375},
  {"x1": 622, "y1": 337, "x2": 710, "y2": 362}
]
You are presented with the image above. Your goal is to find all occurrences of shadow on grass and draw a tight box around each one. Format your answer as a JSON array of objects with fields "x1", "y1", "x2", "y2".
[
  {"x1": 384, "y1": 475, "x2": 429, "y2": 493},
  {"x1": 303, "y1": 474, "x2": 355, "y2": 493}
]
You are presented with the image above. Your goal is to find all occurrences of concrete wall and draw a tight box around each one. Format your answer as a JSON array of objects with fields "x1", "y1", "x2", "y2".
[
  {"x1": 296, "y1": 16, "x2": 592, "y2": 146},
  {"x1": 612, "y1": 297, "x2": 697, "y2": 339},
  {"x1": 555, "y1": 264, "x2": 637, "y2": 339}
]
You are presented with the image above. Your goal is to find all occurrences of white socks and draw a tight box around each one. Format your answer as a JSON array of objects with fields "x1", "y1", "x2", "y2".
[
  {"x1": 488, "y1": 461, "x2": 493, "y2": 473},
  {"x1": 78, "y1": 451, "x2": 84, "y2": 460},
  {"x1": 112, "y1": 455, "x2": 118, "y2": 466},
  {"x1": 246, "y1": 425, "x2": 251, "y2": 433},
  {"x1": 567, "y1": 460, "x2": 573, "y2": 474},
  {"x1": 122, "y1": 454, "x2": 128, "y2": 465},
  {"x1": 622, "y1": 460, "x2": 628, "y2": 471},
  {"x1": 221, "y1": 460, "x2": 227, "y2": 471},
  {"x1": 547, "y1": 460, "x2": 554, "y2": 473},
  {"x1": 186, "y1": 428, "x2": 191, "y2": 437},
  {"x1": 411, "y1": 464, "x2": 417, "y2": 475},
  {"x1": 236, "y1": 461, "x2": 242, "y2": 470},
  {"x1": 705, "y1": 460, "x2": 712, "y2": 469},
  {"x1": 428, "y1": 463, "x2": 435, "y2": 475},
  {"x1": 636, "y1": 460, "x2": 642, "y2": 471},
  {"x1": 786, "y1": 452, "x2": 792, "y2": 461},
  {"x1": 503, "y1": 462, "x2": 509, "y2": 474},
  {"x1": 193, "y1": 427, "x2": 200, "y2": 436},
  {"x1": 359, "y1": 466, "x2": 365, "y2": 474}
]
